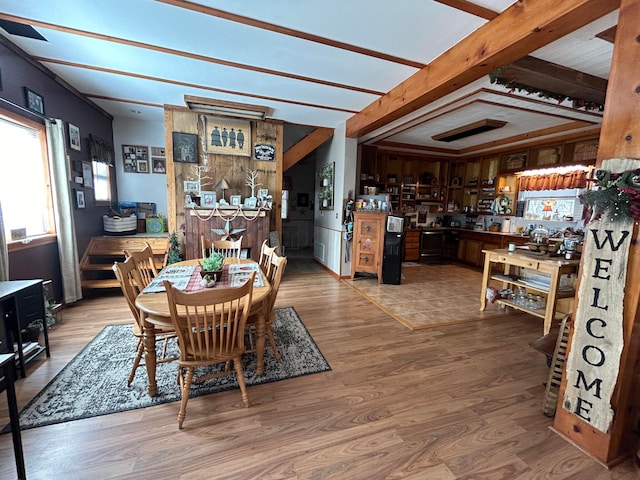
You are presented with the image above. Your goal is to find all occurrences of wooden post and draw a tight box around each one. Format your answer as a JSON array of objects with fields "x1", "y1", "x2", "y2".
[{"x1": 553, "y1": 0, "x2": 640, "y2": 466}]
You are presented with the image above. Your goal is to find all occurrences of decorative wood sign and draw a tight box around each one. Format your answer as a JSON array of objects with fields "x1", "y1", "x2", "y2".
[
  {"x1": 562, "y1": 158, "x2": 639, "y2": 433},
  {"x1": 254, "y1": 144, "x2": 275, "y2": 161}
]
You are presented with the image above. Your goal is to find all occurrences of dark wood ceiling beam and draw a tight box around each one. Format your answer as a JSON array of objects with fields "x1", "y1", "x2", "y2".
[
  {"x1": 346, "y1": 0, "x2": 619, "y2": 138},
  {"x1": 435, "y1": 0, "x2": 499, "y2": 20},
  {"x1": 496, "y1": 55, "x2": 608, "y2": 105},
  {"x1": 283, "y1": 128, "x2": 334, "y2": 171}
]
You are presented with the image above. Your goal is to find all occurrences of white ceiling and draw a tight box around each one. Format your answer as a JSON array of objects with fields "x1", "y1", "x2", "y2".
[{"x1": 0, "y1": 0, "x2": 618, "y2": 158}]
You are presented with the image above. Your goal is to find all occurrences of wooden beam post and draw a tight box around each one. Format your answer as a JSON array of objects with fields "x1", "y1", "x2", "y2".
[
  {"x1": 346, "y1": 0, "x2": 619, "y2": 138},
  {"x1": 553, "y1": 0, "x2": 640, "y2": 466}
]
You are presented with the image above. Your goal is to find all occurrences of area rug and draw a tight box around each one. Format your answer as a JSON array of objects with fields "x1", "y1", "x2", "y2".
[
  {"x1": 10, "y1": 307, "x2": 330, "y2": 431},
  {"x1": 345, "y1": 263, "x2": 522, "y2": 330}
]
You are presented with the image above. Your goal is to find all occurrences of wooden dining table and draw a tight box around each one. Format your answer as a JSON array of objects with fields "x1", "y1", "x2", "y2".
[{"x1": 135, "y1": 258, "x2": 271, "y2": 396}]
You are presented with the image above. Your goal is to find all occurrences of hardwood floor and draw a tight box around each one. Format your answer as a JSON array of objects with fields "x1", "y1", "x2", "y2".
[{"x1": 1, "y1": 266, "x2": 638, "y2": 479}]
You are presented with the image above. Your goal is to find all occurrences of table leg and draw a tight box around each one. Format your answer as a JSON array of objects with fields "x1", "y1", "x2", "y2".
[
  {"x1": 143, "y1": 320, "x2": 158, "y2": 397},
  {"x1": 256, "y1": 313, "x2": 266, "y2": 375},
  {"x1": 480, "y1": 253, "x2": 492, "y2": 311},
  {"x1": 2, "y1": 357, "x2": 26, "y2": 480}
]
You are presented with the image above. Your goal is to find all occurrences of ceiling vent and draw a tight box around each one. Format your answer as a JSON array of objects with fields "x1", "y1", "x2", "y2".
[{"x1": 432, "y1": 119, "x2": 507, "y2": 142}]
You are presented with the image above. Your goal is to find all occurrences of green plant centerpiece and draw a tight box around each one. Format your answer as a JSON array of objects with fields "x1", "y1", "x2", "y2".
[{"x1": 199, "y1": 251, "x2": 225, "y2": 282}]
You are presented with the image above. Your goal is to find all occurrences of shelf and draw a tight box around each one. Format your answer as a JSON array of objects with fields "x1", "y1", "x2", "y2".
[
  {"x1": 497, "y1": 298, "x2": 568, "y2": 321},
  {"x1": 492, "y1": 274, "x2": 575, "y2": 297}
]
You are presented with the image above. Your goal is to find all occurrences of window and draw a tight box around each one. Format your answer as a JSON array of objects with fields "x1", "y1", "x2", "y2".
[
  {"x1": 0, "y1": 110, "x2": 54, "y2": 241},
  {"x1": 92, "y1": 160, "x2": 111, "y2": 203}
]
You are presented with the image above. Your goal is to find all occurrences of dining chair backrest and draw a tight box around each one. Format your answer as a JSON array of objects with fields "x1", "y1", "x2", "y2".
[
  {"x1": 112, "y1": 257, "x2": 145, "y2": 328},
  {"x1": 265, "y1": 254, "x2": 287, "y2": 316},
  {"x1": 201, "y1": 235, "x2": 213, "y2": 259},
  {"x1": 124, "y1": 242, "x2": 158, "y2": 288},
  {"x1": 213, "y1": 236, "x2": 243, "y2": 258},
  {"x1": 163, "y1": 271, "x2": 255, "y2": 361},
  {"x1": 258, "y1": 239, "x2": 277, "y2": 278}
]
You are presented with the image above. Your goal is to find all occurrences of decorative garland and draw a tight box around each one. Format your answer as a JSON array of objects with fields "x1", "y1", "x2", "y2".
[
  {"x1": 580, "y1": 168, "x2": 640, "y2": 223},
  {"x1": 189, "y1": 205, "x2": 270, "y2": 223},
  {"x1": 488, "y1": 67, "x2": 604, "y2": 112}
]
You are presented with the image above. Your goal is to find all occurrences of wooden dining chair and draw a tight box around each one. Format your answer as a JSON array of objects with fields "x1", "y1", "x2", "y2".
[
  {"x1": 112, "y1": 258, "x2": 177, "y2": 387},
  {"x1": 213, "y1": 236, "x2": 243, "y2": 258},
  {"x1": 163, "y1": 271, "x2": 255, "y2": 429},
  {"x1": 258, "y1": 239, "x2": 277, "y2": 278},
  {"x1": 124, "y1": 242, "x2": 158, "y2": 288},
  {"x1": 246, "y1": 254, "x2": 287, "y2": 362}
]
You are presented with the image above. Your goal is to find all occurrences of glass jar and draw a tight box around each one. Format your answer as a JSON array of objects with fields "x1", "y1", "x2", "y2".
[{"x1": 531, "y1": 224, "x2": 549, "y2": 244}]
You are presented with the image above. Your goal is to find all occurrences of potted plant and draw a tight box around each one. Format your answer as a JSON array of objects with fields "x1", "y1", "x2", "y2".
[
  {"x1": 319, "y1": 188, "x2": 332, "y2": 208},
  {"x1": 199, "y1": 251, "x2": 225, "y2": 283},
  {"x1": 319, "y1": 164, "x2": 333, "y2": 186}
]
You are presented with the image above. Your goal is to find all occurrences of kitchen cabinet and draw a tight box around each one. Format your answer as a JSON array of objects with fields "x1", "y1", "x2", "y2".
[
  {"x1": 480, "y1": 249, "x2": 579, "y2": 334},
  {"x1": 351, "y1": 211, "x2": 385, "y2": 282},
  {"x1": 455, "y1": 230, "x2": 528, "y2": 267},
  {"x1": 403, "y1": 229, "x2": 420, "y2": 261}
]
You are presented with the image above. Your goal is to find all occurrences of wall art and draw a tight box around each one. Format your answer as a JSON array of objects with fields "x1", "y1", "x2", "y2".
[
  {"x1": 172, "y1": 132, "x2": 198, "y2": 163},
  {"x1": 69, "y1": 123, "x2": 81, "y2": 151},
  {"x1": 24, "y1": 87, "x2": 45, "y2": 115},
  {"x1": 82, "y1": 162, "x2": 93, "y2": 188},
  {"x1": 122, "y1": 144, "x2": 148, "y2": 173},
  {"x1": 204, "y1": 116, "x2": 250, "y2": 156}
]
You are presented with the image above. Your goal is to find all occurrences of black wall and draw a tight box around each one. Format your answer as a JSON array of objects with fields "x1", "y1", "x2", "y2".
[{"x1": 0, "y1": 36, "x2": 116, "y2": 302}]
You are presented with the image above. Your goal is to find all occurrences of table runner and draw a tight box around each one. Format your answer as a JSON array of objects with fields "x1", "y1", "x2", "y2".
[{"x1": 143, "y1": 263, "x2": 263, "y2": 294}]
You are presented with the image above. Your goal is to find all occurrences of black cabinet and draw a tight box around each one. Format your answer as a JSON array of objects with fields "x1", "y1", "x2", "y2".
[{"x1": 0, "y1": 280, "x2": 50, "y2": 377}]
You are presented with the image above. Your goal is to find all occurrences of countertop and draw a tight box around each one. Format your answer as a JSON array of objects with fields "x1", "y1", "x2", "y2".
[{"x1": 405, "y1": 226, "x2": 527, "y2": 238}]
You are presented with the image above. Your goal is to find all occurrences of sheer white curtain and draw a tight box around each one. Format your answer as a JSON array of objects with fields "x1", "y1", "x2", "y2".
[
  {"x1": 46, "y1": 119, "x2": 82, "y2": 303},
  {"x1": 0, "y1": 201, "x2": 8, "y2": 281}
]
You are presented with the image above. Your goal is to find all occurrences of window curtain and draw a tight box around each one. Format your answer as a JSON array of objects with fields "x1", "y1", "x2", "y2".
[
  {"x1": 519, "y1": 169, "x2": 588, "y2": 191},
  {"x1": 46, "y1": 119, "x2": 82, "y2": 304},
  {"x1": 0, "y1": 201, "x2": 8, "y2": 281}
]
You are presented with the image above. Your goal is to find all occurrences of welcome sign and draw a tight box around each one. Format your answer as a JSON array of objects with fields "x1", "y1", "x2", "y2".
[{"x1": 563, "y1": 158, "x2": 639, "y2": 432}]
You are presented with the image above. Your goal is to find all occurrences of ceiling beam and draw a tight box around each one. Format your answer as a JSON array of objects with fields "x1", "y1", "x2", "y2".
[
  {"x1": 434, "y1": 0, "x2": 499, "y2": 20},
  {"x1": 346, "y1": 0, "x2": 619, "y2": 138},
  {"x1": 495, "y1": 55, "x2": 608, "y2": 105},
  {"x1": 283, "y1": 128, "x2": 334, "y2": 171}
]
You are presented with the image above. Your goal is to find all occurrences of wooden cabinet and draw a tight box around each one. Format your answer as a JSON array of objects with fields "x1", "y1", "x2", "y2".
[
  {"x1": 455, "y1": 230, "x2": 527, "y2": 267},
  {"x1": 458, "y1": 238, "x2": 483, "y2": 266},
  {"x1": 403, "y1": 229, "x2": 420, "y2": 261},
  {"x1": 351, "y1": 212, "x2": 385, "y2": 282}
]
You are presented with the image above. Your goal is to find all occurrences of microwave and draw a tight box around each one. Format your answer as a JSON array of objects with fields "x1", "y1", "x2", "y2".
[{"x1": 386, "y1": 215, "x2": 404, "y2": 233}]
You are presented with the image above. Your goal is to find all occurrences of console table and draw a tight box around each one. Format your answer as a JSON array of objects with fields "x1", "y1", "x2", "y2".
[
  {"x1": 184, "y1": 208, "x2": 269, "y2": 261},
  {"x1": 0, "y1": 353, "x2": 26, "y2": 479},
  {"x1": 0, "y1": 279, "x2": 50, "y2": 377}
]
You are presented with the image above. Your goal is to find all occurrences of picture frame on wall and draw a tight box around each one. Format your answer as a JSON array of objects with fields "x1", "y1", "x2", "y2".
[
  {"x1": 122, "y1": 144, "x2": 148, "y2": 173},
  {"x1": 184, "y1": 180, "x2": 199, "y2": 192},
  {"x1": 200, "y1": 191, "x2": 216, "y2": 208},
  {"x1": 136, "y1": 159, "x2": 149, "y2": 173},
  {"x1": 82, "y1": 162, "x2": 93, "y2": 188},
  {"x1": 24, "y1": 87, "x2": 45, "y2": 116},
  {"x1": 230, "y1": 195, "x2": 242, "y2": 206},
  {"x1": 69, "y1": 123, "x2": 81, "y2": 151},
  {"x1": 152, "y1": 158, "x2": 166, "y2": 173},
  {"x1": 75, "y1": 189, "x2": 85, "y2": 209},
  {"x1": 172, "y1": 132, "x2": 198, "y2": 163},
  {"x1": 204, "y1": 116, "x2": 251, "y2": 156}
]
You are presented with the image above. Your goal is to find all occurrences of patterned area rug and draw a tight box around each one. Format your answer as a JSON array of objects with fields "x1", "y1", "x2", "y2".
[
  {"x1": 345, "y1": 263, "x2": 522, "y2": 330},
  {"x1": 11, "y1": 307, "x2": 330, "y2": 430}
]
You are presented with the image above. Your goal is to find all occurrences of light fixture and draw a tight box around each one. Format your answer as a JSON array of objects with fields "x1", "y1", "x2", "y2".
[
  {"x1": 184, "y1": 95, "x2": 270, "y2": 120},
  {"x1": 433, "y1": 119, "x2": 507, "y2": 142},
  {"x1": 215, "y1": 178, "x2": 231, "y2": 202}
]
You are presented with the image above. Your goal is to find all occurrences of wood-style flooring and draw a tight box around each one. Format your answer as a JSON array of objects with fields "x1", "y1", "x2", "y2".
[{"x1": 0, "y1": 260, "x2": 638, "y2": 479}]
